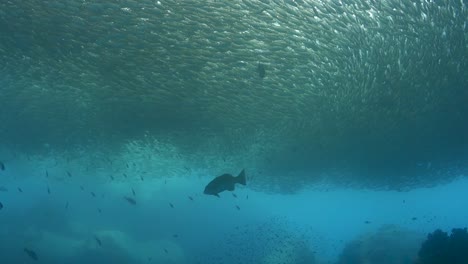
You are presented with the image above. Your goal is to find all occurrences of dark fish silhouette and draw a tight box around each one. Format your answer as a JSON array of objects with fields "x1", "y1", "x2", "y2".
[
  {"x1": 140, "y1": 176, "x2": 144, "y2": 181},
  {"x1": 91, "y1": 192, "x2": 96, "y2": 197},
  {"x1": 94, "y1": 236, "x2": 102, "y2": 246},
  {"x1": 257, "y1": 63, "x2": 266, "y2": 78},
  {"x1": 124, "y1": 196, "x2": 136, "y2": 205},
  {"x1": 204, "y1": 169, "x2": 246, "y2": 197},
  {"x1": 24, "y1": 248, "x2": 38, "y2": 260},
  {"x1": 232, "y1": 193, "x2": 237, "y2": 198},
  {"x1": 0, "y1": 161, "x2": 4, "y2": 171},
  {"x1": 123, "y1": 173, "x2": 128, "y2": 178},
  {"x1": 110, "y1": 175, "x2": 114, "y2": 181},
  {"x1": 0, "y1": 202, "x2": 3, "y2": 210},
  {"x1": 47, "y1": 186, "x2": 51, "y2": 194},
  {"x1": 18, "y1": 187, "x2": 23, "y2": 193},
  {"x1": 169, "y1": 203, "x2": 174, "y2": 208},
  {"x1": 235, "y1": 205, "x2": 240, "y2": 210},
  {"x1": 188, "y1": 196, "x2": 194, "y2": 201},
  {"x1": 132, "y1": 188, "x2": 136, "y2": 196},
  {"x1": 67, "y1": 171, "x2": 72, "y2": 177}
]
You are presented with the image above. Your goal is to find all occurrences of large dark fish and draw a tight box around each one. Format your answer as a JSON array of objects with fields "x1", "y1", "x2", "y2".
[
  {"x1": 204, "y1": 169, "x2": 246, "y2": 197},
  {"x1": 24, "y1": 248, "x2": 38, "y2": 260},
  {"x1": 257, "y1": 63, "x2": 266, "y2": 78},
  {"x1": 124, "y1": 196, "x2": 136, "y2": 205}
]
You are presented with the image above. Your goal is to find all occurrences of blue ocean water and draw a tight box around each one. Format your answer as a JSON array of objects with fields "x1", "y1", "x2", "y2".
[
  {"x1": 1, "y1": 0, "x2": 467, "y2": 263},
  {"x1": 1, "y1": 160, "x2": 467, "y2": 263}
]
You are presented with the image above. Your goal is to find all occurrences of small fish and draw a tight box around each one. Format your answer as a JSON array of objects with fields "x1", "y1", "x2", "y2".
[
  {"x1": 65, "y1": 201, "x2": 69, "y2": 209},
  {"x1": 47, "y1": 186, "x2": 51, "y2": 194},
  {"x1": 97, "y1": 208, "x2": 102, "y2": 213},
  {"x1": 246, "y1": 195, "x2": 249, "y2": 200},
  {"x1": 0, "y1": 186, "x2": 8, "y2": 192},
  {"x1": 132, "y1": 188, "x2": 136, "y2": 196},
  {"x1": 184, "y1": 166, "x2": 190, "y2": 171},
  {"x1": 126, "y1": 163, "x2": 129, "y2": 168},
  {"x1": 110, "y1": 175, "x2": 114, "y2": 181},
  {"x1": 164, "y1": 248, "x2": 168, "y2": 254},
  {"x1": 18, "y1": 187, "x2": 23, "y2": 193},
  {"x1": 364, "y1": 221, "x2": 371, "y2": 224},
  {"x1": 0, "y1": 161, "x2": 4, "y2": 170},
  {"x1": 45, "y1": 170, "x2": 48, "y2": 177},
  {"x1": 173, "y1": 234, "x2": 178, "y2": 238},
  {"x1": 24, "y1": 248, "x2": 38, "y2": 260},
  {"x1": 67, "y1": 171, "x2": 72, "y2": 177},
  {"x1": 204, "y1": 169, "x2": 246, "y2": 197},
  {"x1": 188, "y1": 196, "x2": 194, "y2": 201},
  {"x1": 91, "y1": 192, "x2": 96, "y2": 197},
  {"x1": 169, "y1": 203, "x2": 174, "y2": 208},
  {"x1": 235, "y1": 205, "x2": 240, "y2": 210},
  {"x1": 124, "y1": 196, "x2": 136, "y2": 205},
  {"x1": 412, "y1": 217, "x2": 417, "y2": 221},
  {"x1": 0, "y1": 202, "x2": 3, "y2": 210},
  {"x1": 94, "y1": 236, "x2": 102, "y2": 246},
  {"x1": 123, "y1": 173, "x2": 128, "y2": 178},
  {"x1": 80, "y1": 186, "x2": 84, "y2": 191},
  {"x1": 140, "y1": 176, "x2": 144, "y2": 181},
  {"x1": 232, "y1": 193, "x2": 237, "y2": 198},
  {"x1": 257, "y1": 63, "x2": 266, "y2": 78}
]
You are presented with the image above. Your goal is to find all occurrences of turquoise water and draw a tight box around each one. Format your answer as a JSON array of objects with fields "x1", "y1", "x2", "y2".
[{"x1": 0, "y1": 0, "x2": 467, "y2": 263}]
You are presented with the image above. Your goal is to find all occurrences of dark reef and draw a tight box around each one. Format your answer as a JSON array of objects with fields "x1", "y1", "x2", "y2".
[{"x1": 417, "y1": 228, "x2": 468, "y2": 264}]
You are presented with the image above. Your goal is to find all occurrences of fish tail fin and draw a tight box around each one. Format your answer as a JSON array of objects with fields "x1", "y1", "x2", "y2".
[{"x1": 237, "y1": 169, "x2": 246, "y2": 185}]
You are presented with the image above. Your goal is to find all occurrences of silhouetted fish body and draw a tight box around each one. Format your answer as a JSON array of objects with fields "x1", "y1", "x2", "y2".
[
  {"x1": 257, "y1": 63, "x2": 266, "y2": 78},
  {"x1": 204, "y1": 169, "x2": 246, "y2": 197},
  {"x1": 24, "y1": 248, "x2": 38, "y2": 260},
  {"x1": 124, "y1": 196, "x2": 136, "y2": 205}
]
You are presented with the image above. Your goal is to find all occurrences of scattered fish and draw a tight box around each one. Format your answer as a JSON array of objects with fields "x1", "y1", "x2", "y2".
[
  {"x1": 124, "y1": 196, "x2": 136, "y2": 205},
  {"x1": 257, "y1": 63, "x2": 266, "y2": 78},
  {"x1": 132, "y1": 188, "x2": 136, "y2": 196},
  {"x1": 24, "y1": 248, "x2": 38, "y2": 261},
  {"x1": 169, "y1": 203, "x2": 174, "y2": 208},
  {"x1": 188, "y1": 196, "x2": 194, "y2": 201},
  {"x1": 94, "y1": 236, "x2": 102, "y2": 246},
  {"x1": 123, "y1": 173, "x2": 128, "y2": 178},
  {"x1": 364, "y1": 221, "x2": 371, "y2": 224},
  {"x1": 0, "y1": 202, "x2": 3, "y2": 210},
  {"x1": 232, "y1": 193, "x2": 237, "y2": 198},
  {"x1": 0, "y1": 161, "x2": 4, "y2": 171},
  {"x1": 110, "y1": 175, "x2": 114, "y2": 181},
  {"x1": 140, "y1": 175, "x2": 144, "y2": 181},
  {"x1": 235, "y1": 205, "x2": 240, "y2": 210},
  {"x1": 67, "y1": 171, "x2": 72, "y2": 177},
  {"x1": 18, "y1": 187, "x2": 23, "y2": 193},
  {"x1": 204, "y1": 169, "x2": 246, "y2": 197},
  {"x1": 47, "y1": 186, "x2": 51, "y2": 194},
  {"x1": 412, "y1": 217, "x2": 418, "y2": 221},
  {"x1": 91, "y1": 192, "x2": 96, "y2": 197}
]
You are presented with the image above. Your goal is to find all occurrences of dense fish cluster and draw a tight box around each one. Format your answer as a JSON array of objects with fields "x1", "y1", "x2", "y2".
[{"x1": 0, "y1": 0, "x2": 467, "y2": 190}]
